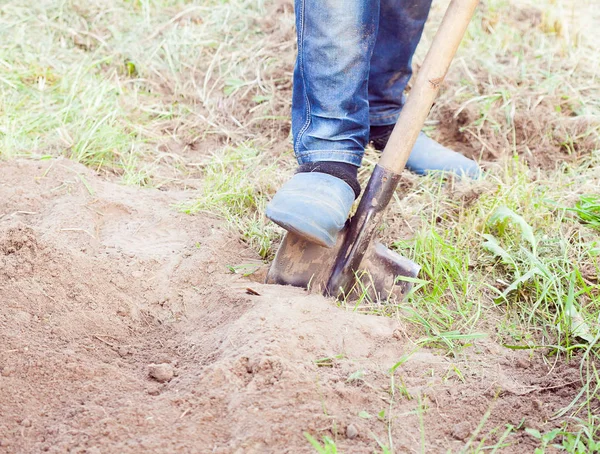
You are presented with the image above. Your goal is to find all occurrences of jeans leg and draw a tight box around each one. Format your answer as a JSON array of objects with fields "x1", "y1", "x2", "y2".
[
  {"x1": 292, "y1": 0, "x2": 379, "y2": 167},
  {"x1": 368, "y1": 0, "x2": 432, "y2": 126}
]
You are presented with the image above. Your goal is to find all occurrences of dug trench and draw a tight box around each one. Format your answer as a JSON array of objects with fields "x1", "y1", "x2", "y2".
[{"x1": 0, "y1": 159, "x2": 585, "y2": 453}]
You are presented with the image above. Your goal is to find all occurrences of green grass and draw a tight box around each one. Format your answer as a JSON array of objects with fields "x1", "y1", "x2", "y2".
[
  {"x1": 378, "y1": 157, "x2": 600, "y2": 451},
  {"x1": 304, "y1": 433, "x2": 339, "y2": 454},
  {"x1": 0, "y1": 0, "x2": 293, "y2": 183},
  {"x1": 570, "y1": 195, "x2": 600, "y2": 230},
  {"x1": 389, "y1": 158, "x2": 600, "y2": 344},
  {"x1": 177, "y1": 142, "x2": 284, "y2": 259}
]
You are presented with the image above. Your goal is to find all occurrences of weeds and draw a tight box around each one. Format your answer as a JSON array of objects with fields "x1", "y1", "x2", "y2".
[
  {"x1": 304, "y1": 433, "x2": 339, "y2": 454},
  {"x1": 569, "y1": 195, "x2": 600, "y2": 230},
  {"x1": 526, "y1": 424, "x2": 600, "y2": 453},
  {"x1": 178, "y1": 142, "x2": 282, "y2": 259}
]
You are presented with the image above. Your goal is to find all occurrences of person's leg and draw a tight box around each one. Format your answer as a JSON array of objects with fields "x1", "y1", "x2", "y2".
[
  {"x1": 368, "y1": 0, "x2": 481, "y2": 178},
  {"x1": 368, "y1": 0, "x2": 431, "y2": 128},
  {"x1": 292, "y1": 0, "x2": 378, "y2": 168},
  {"x1": 266, "y1": 0, "x2": 379, "y2": 248}
]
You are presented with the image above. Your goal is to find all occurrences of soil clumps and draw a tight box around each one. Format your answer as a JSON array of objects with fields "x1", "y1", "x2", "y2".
[{"x1": 0, "y1": 160, "x2": 585, "y2": 452}]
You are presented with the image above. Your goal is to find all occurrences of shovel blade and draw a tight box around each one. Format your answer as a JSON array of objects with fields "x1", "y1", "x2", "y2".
[
  {"x1": 266, "y1": 231, "x2": 420, "y2": 302},
  {"x1": 357, "y1": 242, "x2": 421, "y2": 301},
  {"x1": 266, "y1": 231, "x2": 339, "y2": 292}
]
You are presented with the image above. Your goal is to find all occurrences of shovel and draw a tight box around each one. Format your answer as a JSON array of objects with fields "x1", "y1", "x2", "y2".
[{"x1": 266, "y1": 0, "x2": 480, "y2": 301}]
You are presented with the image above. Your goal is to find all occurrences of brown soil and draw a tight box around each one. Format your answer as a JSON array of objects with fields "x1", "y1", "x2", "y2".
[
  {"x1": 0, "y1": 159, "x2": 586, "y2": 453},
  {"x1": 433, "y1": 100, "x2": 597, "y2": 171},
  {"x1": 415, "y1": 2, "x2": 599, "y2": 173}
]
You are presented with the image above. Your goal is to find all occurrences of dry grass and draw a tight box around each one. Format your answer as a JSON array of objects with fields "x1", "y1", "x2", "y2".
[
  {"x1": 0, "y1": 0, "x2": 296, "y2": 184},
  {"x1": 419, "y1": 0, "x2": 600, "y2": 168}
]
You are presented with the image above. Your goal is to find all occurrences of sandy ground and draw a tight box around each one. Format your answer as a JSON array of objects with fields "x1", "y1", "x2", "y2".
[{"x1": 0, "y1": 159, "x2": 585, "y2": 453}]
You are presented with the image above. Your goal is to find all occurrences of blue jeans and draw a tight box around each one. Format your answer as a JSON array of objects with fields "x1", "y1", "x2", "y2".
[{"x1": 292, "y1": 0, "x2": 432, "y2": 167}]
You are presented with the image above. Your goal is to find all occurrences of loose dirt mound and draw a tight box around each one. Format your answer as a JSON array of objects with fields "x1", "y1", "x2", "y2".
[{"x1": 0, "y1": 160, "x2": 583, "y2": 452}]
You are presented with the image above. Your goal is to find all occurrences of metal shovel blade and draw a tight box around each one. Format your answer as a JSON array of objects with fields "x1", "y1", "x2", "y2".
[{"x1": 266, "y1": 229, "x2": 420, "y2": 302}]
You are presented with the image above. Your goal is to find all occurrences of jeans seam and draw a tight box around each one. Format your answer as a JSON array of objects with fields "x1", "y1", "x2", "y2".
[
  {"x1": 297, "y1": 150, "x2": 364, "y2": 156},
  {"x1": 370, "y1": 111, "x2": 401, "y2": 122},
  {"x1": 294, "y1": 0, "x2": 311, "y2": 156}
]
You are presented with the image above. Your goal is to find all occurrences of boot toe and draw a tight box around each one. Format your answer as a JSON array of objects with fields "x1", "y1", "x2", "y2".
[
  {"x1": 406, "y1": 133, "x2": 482, "y2": 178},
  {"x1": 266, "y1": 172, "x2": 355, "y2": 248}
]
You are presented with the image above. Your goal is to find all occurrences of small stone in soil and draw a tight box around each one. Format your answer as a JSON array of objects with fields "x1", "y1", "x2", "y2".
[
  {"x1": 346, "y1": 424, "x2": 358, "y2": 439},
  {"x1": 1, "y1": 366, "x2": 15, "y2": 377},
  {"x1": 148, "y1": 363, "x2": 174, "y2": 383},
  {"x1": 451, "y1": 421, "x2": 471, "y2": 441},
  {"x1": 116, "y1": 307, "x2": 129, "y2": 317},
  {"x1": 20, "y1": 418, "x2": 32, "y2": 427}
]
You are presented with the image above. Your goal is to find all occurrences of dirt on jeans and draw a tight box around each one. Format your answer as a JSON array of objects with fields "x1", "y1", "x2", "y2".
[{"x1": 0, "y1": 159, "x2": 586, "y2": 453}]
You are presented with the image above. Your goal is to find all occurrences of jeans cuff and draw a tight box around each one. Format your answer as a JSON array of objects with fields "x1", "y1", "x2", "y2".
[
  {"x1": 369, "y1": 112, "x2": 400, "y2": 127},
  {"x1": 296, "y1": 150, "x2": 363, "y2": 167}
]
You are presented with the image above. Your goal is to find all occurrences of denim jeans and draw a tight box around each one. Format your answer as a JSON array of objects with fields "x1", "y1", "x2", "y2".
[{"x1": 292, "y1": 0, "x2": 433, "y2": 167}]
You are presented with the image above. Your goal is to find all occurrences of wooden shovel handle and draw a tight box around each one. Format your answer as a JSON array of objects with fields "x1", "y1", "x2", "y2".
[{"x1": 378, "y1": 0, "x2": 480, "y2": 174}]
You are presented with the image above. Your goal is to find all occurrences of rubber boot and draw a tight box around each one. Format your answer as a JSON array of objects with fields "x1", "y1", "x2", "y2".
[
  {"x1": 370, "y1": 128, "x2": 481, "y2": 178},
  {"x1": 265, "y1": 172, "x2": 355, "y2": 248}
]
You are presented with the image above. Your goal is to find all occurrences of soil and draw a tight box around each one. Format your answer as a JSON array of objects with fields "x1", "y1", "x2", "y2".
[{"x1": 0, "y1": 159, "x2": 586, "y2": 453}]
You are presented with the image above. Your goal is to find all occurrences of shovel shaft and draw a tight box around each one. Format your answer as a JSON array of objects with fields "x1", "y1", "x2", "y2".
[
  {"x1": 378, "y1": 0, "x2": 480, "y2": 174},
  {"x1": 326, "y1": 165, "x2": 400, "y2": 296}
]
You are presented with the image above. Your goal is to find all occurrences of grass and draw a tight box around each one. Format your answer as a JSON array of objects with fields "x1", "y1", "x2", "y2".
[
  {"x1": 570, "y1": 195, "x2": 600, "y2": 230},
  {"x1": 377, "y1": 157, "x2": 600, "y2": 450},
  {"x1": 1, "y1": 0, "x2": 599, "y2": 452},
  {"x1": 425, "y1": 0, "x2": 599, "y2": 164},
  {"x1": 304, "y1": 433, "x2": 339, "y2": 454},
  {"x1": 177, "y1": 141, "x2": 283, "y2": 259},
  {"x1": 0, "y1": 0, "x2": 294, "y2": 183},
  {"x1": 391, "y1": 158, "x2": 600, "y2": 349}
]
